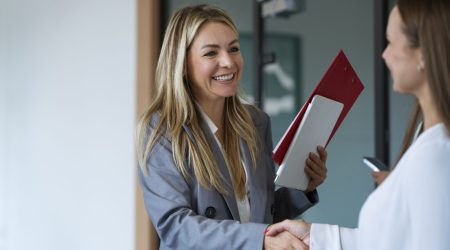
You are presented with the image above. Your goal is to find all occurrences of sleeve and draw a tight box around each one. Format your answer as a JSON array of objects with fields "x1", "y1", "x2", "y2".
[
  {"x1": 273, "y1": 188, "x2": 318, "y2": 222},
  {"x1": 258, "y1": 109, "x2": 319, "y2": 222},
  {"x1": 310, "y1": 223, "x2": 358, "y2": 250},
  {"x1": 405, "y1": 141, "x2": 450, "y2": 250},
  {"x1": 138, "y1": 136, "x2": 268, "y2": 250}
]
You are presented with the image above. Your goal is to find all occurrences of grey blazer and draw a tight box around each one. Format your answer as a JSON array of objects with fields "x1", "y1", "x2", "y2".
[{"x1": 138, "y1": 106, "x2": 318, "y2": 250}]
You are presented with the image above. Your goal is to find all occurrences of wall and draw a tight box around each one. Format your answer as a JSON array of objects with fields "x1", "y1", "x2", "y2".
[
  {"x1": 1, "y1": 0, "x2": 136, "y2": 249},
  {"x1": 0, "y1": 0, "x2": 7, "y2": 248}
]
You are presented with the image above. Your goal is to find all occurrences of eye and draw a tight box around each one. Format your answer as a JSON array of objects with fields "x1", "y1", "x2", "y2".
[
  {"x1": 203, "y1": 50, "x2": 217, "y2": 57},
  {"x1": 229, "y1": 46, "x2": 240, "y2": 53}
]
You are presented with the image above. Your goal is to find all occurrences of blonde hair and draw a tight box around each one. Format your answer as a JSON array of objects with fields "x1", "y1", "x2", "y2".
[{"x1": 136, "y1": 4, "x2": 260, "y2": 199}]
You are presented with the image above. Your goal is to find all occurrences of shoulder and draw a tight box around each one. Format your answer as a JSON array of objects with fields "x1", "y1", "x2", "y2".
[
  {"x1": 408, "y1": 125, "x2": 450, "y2": 169},
  {"x1": 400, "y1": 125, "x2": 450, "y2": 190},
  {"x1": 147, "y1": 112, "x2": 162, "y2": 129},
  {"x1": 399, "y1": 125, "x2": 450, "y2": 213},
  {"x1": 142, "y1": 111, "x2": 172, "y2": 149}
]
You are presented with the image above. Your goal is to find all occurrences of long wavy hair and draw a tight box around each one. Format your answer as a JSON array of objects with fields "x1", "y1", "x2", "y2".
[
  {"x1": 136, "y1": 4, "x2": 260, "y2": 199},
  {"x1": 395, "y1": 0, "x2": 450, "y2": 163}
]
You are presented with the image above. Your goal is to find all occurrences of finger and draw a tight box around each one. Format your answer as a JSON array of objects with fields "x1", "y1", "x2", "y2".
[
  {"x1": 277, "y1": 231, "x2": 306, "y2": 250},
  {"x1": 293, "y1": 238, "x2": 309, "y2": 250},
  {"x1": 302, "y1": 234, "x2": 311, "y2": 247},
  {"x1": 308, "y1": 153, "x2": 327, "y2": 172},
  {"x1": 265, "y1": 221, "x2": 290, "y2": 236},
  {"x1": 305, "y1": 158, "x2": 327, "y2": 177},
  {"x1": 305, "y1": 174, "x2": 323, "y2": 192},
  {"x1": 297, "y1": 239, "x2": 310, "y2": 250},
  {"x1": 305, "y1": 163, "x2": 323, "y2": 180},
  {"x1": 371, "y1": 172, "x2": 382, "y2": 179},
  {"x1": 317, "y1": 145, "x2": 327, "y2": 161}
]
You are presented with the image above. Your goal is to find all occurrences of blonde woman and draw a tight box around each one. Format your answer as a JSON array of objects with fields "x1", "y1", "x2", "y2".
[
  {"x1": 136, "y1": 4, "x2": 327, "y2": 250},
  {"x1": 266, "y1": 0, "x2": 450, "y2": 249}
]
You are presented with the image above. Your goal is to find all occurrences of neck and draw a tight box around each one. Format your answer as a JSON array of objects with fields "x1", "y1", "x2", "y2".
[
  {"x1": 416, "y1": 84, "x2": 442, "y2": 131},
  {"x1": 197, "y1": 98, "x2": 225, "y2": 131}
]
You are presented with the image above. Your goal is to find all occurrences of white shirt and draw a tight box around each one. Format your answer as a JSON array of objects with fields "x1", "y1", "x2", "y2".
[
  {"x1": 198, "y1": 108, "x2": 251, "y2": 223},
  {"x1": 311, "y1": 123, "x2": 450, "y2": 250}
]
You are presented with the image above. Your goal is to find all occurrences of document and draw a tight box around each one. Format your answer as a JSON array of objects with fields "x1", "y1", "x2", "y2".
[
  {"x1": 275, "y1": 95, "x2": 343, "y2": 190},
  {"x1": 273, "y1": 50, "x2": 365, "y2": 190}
]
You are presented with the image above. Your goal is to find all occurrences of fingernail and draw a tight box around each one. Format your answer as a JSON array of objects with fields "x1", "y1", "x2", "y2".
[{"x1": 264, "y1": 229, "x2": 268, "y2": 234}]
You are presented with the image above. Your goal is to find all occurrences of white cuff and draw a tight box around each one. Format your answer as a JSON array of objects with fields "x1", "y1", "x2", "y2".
[{"x1": 310, "y1": 223, "x2": 342, "y2": 250}]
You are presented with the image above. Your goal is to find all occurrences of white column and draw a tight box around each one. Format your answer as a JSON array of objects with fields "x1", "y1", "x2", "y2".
[
  {"x1": 0, "y1": 0, "x2": 7, "y2": 247},
  {"x1": 2, "y1": 0, "x2": 137, "y2": 249}
]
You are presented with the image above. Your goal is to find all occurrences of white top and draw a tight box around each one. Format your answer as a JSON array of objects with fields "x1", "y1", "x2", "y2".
[
  {"x1": 198, "y1": 108, "x2": 251, "y2": 223},
  {"x1": 310, "y1": 123, "x2": 450, "y2": 250}
]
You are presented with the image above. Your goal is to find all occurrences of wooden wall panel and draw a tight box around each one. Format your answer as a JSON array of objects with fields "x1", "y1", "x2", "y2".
[{"x1": 135, "y1": 0, "x2": 160, "y2": 249}]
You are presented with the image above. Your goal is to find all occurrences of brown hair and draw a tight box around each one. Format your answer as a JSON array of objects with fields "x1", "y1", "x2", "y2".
[{"x1": 395, "y1": 0, "x2": 450, "y2": 163}]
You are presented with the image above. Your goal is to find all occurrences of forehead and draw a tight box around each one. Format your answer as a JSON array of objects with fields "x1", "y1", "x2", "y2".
[
  {"x1": 191, "y1": 21, "x2": 237, "y2": 46},
  {"x1": 387, "y1": 6, "x2": 402, "y2": 35}
]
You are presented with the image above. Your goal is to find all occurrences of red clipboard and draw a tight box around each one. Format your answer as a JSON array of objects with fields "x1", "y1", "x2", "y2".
[{"x1": 272, "y1": 50, "x2": 365, "y2": 165}]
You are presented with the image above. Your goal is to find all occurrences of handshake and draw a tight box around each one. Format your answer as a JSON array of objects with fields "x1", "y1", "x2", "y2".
[{"x1": 264, "y1": 220, "x2": 312, "y2": 250}]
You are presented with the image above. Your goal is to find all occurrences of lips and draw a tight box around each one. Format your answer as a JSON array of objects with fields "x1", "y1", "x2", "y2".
[{"x1": 212, "y1": 73, "x2": 235, "y2": 81}]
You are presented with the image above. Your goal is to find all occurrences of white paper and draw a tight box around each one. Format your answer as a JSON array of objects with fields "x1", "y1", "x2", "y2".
[{"x1": 275, "y1": 95, "x2": 344, "y2": 190}]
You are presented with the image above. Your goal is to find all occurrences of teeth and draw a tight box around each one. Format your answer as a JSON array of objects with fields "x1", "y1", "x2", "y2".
[{"x1": 213, "y1": 73, "x2": 234, "y2": 81}]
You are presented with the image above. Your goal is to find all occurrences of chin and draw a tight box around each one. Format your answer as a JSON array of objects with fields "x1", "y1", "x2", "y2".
[
  {"x1": 392, "y1": 85, "x2": 404, "y2": 94},
  {"x1": 392, "y1": 83, "x2": 411, "y2": 95},
  {"x1": 218, "y1": 86, "x2": 239, "y2": 98},
  {"x1": 221, "y1": 91, "x2": 237, "y2": 98}
]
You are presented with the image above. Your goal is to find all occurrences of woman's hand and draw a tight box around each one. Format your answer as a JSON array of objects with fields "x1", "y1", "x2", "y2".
[
  {"x1": 264, "y1": 230, "x2": 309, "y2": 250},
  {"x1": 371, "y1": 170, "x2": 390, "y2": 185},
  {"x1": 265, "y1": 219, "x2": 311, "y2": 240},
  {"x1": 305, "y1": 146, "x2": 328, "y2": 192}
]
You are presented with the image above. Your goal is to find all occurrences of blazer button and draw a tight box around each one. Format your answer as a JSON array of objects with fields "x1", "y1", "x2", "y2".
[
  {"x1": 270, "y1": 204, "x2": 275, "y2": 215},
  {"x1": 205, "y1": 206, "x2": 216, "y2": 218}
]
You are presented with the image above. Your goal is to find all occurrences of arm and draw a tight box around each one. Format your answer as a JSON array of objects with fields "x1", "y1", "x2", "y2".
[
  {"x1": 406, "y1": 141, "x2": 450, "y2": 250},
  {"x1": 266, "y1": 220, "x2": 358, "y2": 250},
  {"x1": 273, "y1": 146, "x2": 328, "y2": 221},
  {"x1": 310, "y1": 224, "x2": 357, "y2": 250},
  {"x1": 257, "y1": 109, "x2": 320, "y2": 222},
  {"x1": 273, "y1": 188, "x2": 318, "y2": 222},
  {"x1": 138, "y1": 137, "x2": 268, "y2": 250}
]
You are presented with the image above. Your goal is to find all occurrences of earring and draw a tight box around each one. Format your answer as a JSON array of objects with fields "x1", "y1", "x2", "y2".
[{"x1": 417, "y1": 61, "x2": 425, "y2": 72}]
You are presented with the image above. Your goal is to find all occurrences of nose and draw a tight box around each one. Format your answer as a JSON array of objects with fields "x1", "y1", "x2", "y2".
[
  {"x1": 381, "y1": 47, "x2": 387, "y2": 61},
  {"x1": 219, "y1": 52, "x2": 232, "y2": 68}
]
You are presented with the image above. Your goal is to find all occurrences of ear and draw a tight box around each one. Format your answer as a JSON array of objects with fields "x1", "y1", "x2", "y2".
[{"x1": 416, "y1": 49, "x2": 425, "y2": 72}]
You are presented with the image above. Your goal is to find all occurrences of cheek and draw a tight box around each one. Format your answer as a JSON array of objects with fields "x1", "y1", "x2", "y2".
[
  {"x1": 237, "y1": 55, "x2": 244, "y2": 68},
  {"x1": 235, "y1": 56, "x2": 244, "y2": 79},
  {"x1": 195, "y1": 62, "x2": 216, "y2": 79},
  {"x1": 189, "y1": 63, "x2": 214, "y2": 84}
]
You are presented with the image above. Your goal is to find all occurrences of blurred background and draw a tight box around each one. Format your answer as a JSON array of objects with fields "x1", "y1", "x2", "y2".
[{"x1": 0, "y1": 0, "x2": 414, "y2": 249}]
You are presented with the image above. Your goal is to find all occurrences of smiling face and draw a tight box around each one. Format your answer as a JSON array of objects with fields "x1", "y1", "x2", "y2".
[
  {"x1": 382, "y1": 6, "x2": 426, "y2": 95},
  {"x1": 186, "y1": 21, "x2": 243, "y2": 107}
]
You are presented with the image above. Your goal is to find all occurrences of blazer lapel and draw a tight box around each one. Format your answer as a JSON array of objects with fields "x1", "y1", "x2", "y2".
[
  {"x1": 240, "y1": 139, "x2": 267, "y2": 222},
  {"x1": 183, "y1": 122, "x2": 241, "y2": 221}
]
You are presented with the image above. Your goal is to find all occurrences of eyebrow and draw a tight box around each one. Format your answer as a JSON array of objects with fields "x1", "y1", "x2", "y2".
[{"x1": 200, "y1": 39, "x2": 239, "y2": 49}]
